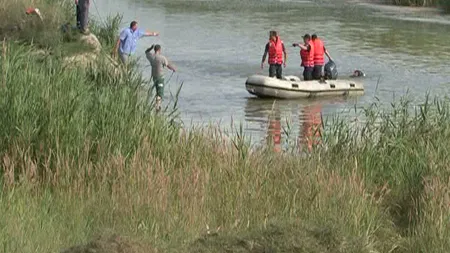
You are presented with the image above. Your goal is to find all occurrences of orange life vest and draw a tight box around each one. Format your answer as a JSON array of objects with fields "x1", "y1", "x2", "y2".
[
  {"x1": 300, "y1": 42, "x2": 314, "y2": 67},
  {"x1": 312, "y1": 38, "x2": 325, "y2": 66},
  {"x1": 268, "y1": 36, "x2": 284, "y2": 65}
]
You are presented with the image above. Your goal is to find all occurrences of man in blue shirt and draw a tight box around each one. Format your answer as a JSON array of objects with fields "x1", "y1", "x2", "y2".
[{"x1": 113, "y1": 21, "x2": 159, "y2": 64}]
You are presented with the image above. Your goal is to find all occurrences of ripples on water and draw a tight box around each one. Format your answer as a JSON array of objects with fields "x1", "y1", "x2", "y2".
[{"x1": 98, "y1": 0, "x2": 450, "y2": 146}]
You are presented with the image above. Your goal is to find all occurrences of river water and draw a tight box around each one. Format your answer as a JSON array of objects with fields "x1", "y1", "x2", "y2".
[{"x1": 94, "y1": 0, "x2": 450, "y2": 148}]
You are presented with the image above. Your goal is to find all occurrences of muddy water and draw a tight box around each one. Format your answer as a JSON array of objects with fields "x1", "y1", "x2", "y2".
[{"x1": 94, "y1": 0, "x2": 450, "y2": 148}]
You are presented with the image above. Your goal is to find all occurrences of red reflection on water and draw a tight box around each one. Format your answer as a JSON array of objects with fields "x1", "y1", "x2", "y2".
[
  {"x1": 267, "y1": 117, "x2": 282, "y2": 153},
  {"x1": 299, "y1": 104, "x2": 323, "y2": 152}
]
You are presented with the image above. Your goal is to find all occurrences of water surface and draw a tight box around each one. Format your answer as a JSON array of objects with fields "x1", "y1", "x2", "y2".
[{"x1": 93, "y1": 0, "x2": 450, "y2": 147}]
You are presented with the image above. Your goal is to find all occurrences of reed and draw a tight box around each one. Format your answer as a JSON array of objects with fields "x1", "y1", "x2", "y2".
[
  {"x1": 2, "y1": 1, "x2": 450, "y2": 253},
  {"x1": 385, "y1": 0, "x2": 450, "y2": 12},
  {"x1": 386, "y1": 0, "x2": 439, "y2": 6},
  {"x1": 2, "y1": 37, "x2": 450, "y2": 252}
]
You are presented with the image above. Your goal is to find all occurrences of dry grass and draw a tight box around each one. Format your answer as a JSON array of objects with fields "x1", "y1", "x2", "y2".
[
  {"x1": 3, "y1": 36, "x2": 450, "y2": 252},
  {"x1": 0, "y1": 0, "x2": 73, "y2": 47},
  {"x1": 2, "y1": 1, "x2": 450, "y2": 253}
]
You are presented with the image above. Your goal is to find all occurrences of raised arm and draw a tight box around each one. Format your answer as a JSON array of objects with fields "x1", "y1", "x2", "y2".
[
  {"x1": 292, "y1": 43, "x2": 308, "y2": 51},
  {"x1": 145, "y1": 44, "x2": 155, "y2": 54},
  {"x1": 299, "y1": 44, "x2": 309, "y2": 51},
  {"x1": 144, "y1": 30, "x2": 159, "y2": 37}
]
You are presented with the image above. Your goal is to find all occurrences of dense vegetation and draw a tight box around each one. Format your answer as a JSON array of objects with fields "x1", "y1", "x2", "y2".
[
  {"x1": 385, "y1": 0, "x2": 450, "y2": 12},
  {"x1": 1, "y1": 0, "x2": 450, "y2": 253}
]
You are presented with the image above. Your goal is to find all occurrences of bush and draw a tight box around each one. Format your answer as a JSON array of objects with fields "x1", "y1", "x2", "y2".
[
  {"x1": 385, "y1": 0, "x2": 450, "y2": 12},
  {"x1": 3, "y1": 1, "x2": 450, "y2": 253},
  {"x1": 0, "y1": 0, "x2": 76, "y2": 48},
  {"x1": 440, "y1": 0, "x2": 450, "y2": 12},
  {"x1": 386, "y1": 0, "x2": 439, "y2": 6},
  {"x1": 90, "y1": 13, "x2": 124, "y2": 50}
]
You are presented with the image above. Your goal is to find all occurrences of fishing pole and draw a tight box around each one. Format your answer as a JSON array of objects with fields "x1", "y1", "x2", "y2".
[
  {"x1": 166, "y1": 70, "x2": 175, "y2": 84},
  {"x1": 166, "y1": 71, "x2": 180, "y2": 103},
  {"x1": 91, "y1": 0, "x2": 106, "y2": 26}
]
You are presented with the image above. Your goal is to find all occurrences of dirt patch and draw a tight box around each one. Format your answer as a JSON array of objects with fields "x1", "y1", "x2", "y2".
[
  {"x1": 182, "y1": 222, "x2": 344, "y2": 253},
  {"x1": 60, "y1": 234, "x2": 156, "y2": 253}
]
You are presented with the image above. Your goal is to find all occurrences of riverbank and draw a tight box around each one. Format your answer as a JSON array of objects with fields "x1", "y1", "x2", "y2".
[
  {"x1": 361, "y1": 0, "x2": 450, "y2": 13},
  {"x1": 342, "y1": 0, "x2": 450, "y2": 26},
  {"x1": 368, "y1": 1, "x2": 445, "y2": 13},
  {"x1": 2, "y1": 37, "x2": 450, "y2": 253},
  {"x1": 4, "y1": 34, "x2": 450, "y2": 251},
  {"x1": 2, "y1": 1, "x2": 450, "y2": 253}
]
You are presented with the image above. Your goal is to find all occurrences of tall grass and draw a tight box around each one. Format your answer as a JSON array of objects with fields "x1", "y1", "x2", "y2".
[
  {"x1": 0, "y1": 0, "x2": 76, "y2": 48},
  {"x1": 2, "y1": 2, "x2": 450, "y2": 253},
  {"x1": 441, "y1": 0, "x2": 450, "y2": 11},
  {"x1": 3, "y1": 35, "x2": 450, "y2": 252},
  {"x1": 0, "y1": 0, "x2": 123, "y2": 56},
  {"x1": 90, "y1": 13, "x2": 123, "y2": 49},
  {"x1": 387, "y1": 0, "x2": 438, "y2": 6}
]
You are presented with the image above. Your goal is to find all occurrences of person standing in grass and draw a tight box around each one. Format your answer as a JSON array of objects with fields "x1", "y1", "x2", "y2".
[
  {"x1": 77, "y1": 0, "x2": 90, "y2": 34},
  {"x1": 145, "y1": 44, "x2": 176, "y2": 111},
  {"x1": 113, "y1": 21, "x2": 159, "y2": 65}
]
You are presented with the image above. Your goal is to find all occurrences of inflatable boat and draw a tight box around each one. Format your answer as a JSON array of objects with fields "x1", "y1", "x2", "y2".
[{"x1": 245, "y1": 74, "x2": 364, "y2": 99}]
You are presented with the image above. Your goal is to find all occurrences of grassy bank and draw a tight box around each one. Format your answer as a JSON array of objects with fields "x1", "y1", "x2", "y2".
[
  {"x1": 383, "y1": 0, "x2": 450, "y2": 12},
  {"x1": 2, "y1": 1, "x2": 450, "y2": 253},
  {"x1": 3, "y1": 39, "x2": 450, "y2": 253},
  {"x1": 0, "y1": 0, "x2": 124, "y2": 58}
]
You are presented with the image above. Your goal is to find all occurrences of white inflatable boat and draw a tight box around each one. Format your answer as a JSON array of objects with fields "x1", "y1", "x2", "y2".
[{"x1": 245, "y1": 74, "x2": 364, "y2": 99}]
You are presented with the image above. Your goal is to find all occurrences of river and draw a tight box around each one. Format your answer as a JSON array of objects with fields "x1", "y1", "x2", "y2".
[{"x1": 93, "y1": 0, "x2": 450, "y2": 149}]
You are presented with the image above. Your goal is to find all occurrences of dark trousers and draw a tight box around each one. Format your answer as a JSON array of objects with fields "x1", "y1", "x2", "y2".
[
  {"x1": 76, "y1": 4, "x2": 81, "y2": 29},
  {"x1": 78, "y1": 0, "x2": 90, "y2": 31},
  {"x1": 303, "y1": 67, "x2": 314, "y2": 81},
  {"x1": 269, "y1": 64, "x2": 282, "y2": 79},
  {"x1": 313, "y1": 65, "x2": 323, "y2": 80}
]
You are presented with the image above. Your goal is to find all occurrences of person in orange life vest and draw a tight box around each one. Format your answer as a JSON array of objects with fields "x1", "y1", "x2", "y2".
[
  {"x1": 261, "y1": 31, "x2": 287, "y2": 79},
  {"x1": 311, "y1": 34, "x2": 333, "y2": 80},
  {"x1": 293, "y1": 34, "x2": 314, "y2": 81}
]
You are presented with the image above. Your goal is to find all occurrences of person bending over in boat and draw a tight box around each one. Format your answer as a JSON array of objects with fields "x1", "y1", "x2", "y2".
[
  {"x1": 145, "y1": 44, "x2": 176, "y2": 112},
  {"x1": 261, "y1": 30, "x2": 287, "y2": 79},
  {"x1": 293, "y1": 34, "x2": 314, "y2": 81},
  {"x1": 311, "y1": 34, "x2": 333, "y2": 80}
]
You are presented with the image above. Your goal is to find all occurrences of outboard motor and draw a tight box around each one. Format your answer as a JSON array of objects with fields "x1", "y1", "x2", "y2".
[{"x1": 324, "y1": 60, "x2": 338, "y2": 80}]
